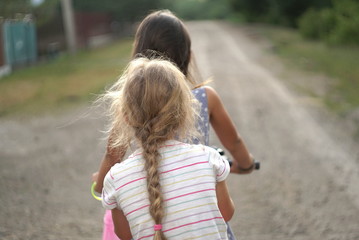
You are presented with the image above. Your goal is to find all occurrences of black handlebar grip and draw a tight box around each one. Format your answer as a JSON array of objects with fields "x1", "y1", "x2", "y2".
[
  {"x1": 254, "y1": 161, "x2": 260, "y2": 170},
  {"x1": 213, "y1": 146, "x2": 260, "y2": 171}
]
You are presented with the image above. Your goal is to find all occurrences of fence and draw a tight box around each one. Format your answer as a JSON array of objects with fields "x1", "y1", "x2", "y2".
[{"x1": 2, "y1": 21, "x2": 37, "y2": 66}]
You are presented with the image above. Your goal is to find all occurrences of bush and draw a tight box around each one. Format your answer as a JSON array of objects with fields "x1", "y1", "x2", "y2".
[
  {"x1": 317, "y1": 9, "x2": 336, "y2": 39},
  {"x1": 173, "y1": 0, "x2": 231, "y2": 20},
  {"x1": 298, "y1": 8, "x2": 323, "y2": 39},
  {"x1": 329, "y1": 0, "x2": 359, "y2": 45},
  {"x1": 299, "y1": 0, "x2": 359, "y2": 46}
]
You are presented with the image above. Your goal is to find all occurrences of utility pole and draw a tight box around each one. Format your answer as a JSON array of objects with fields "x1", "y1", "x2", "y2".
[{"x1": 61, "y1": 0, "x2": 77, "y2": 54}]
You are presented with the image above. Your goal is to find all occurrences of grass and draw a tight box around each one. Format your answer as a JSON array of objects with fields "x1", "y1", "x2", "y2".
[
  {"x1": 0, "y1": 38, "x2": 133, "y2": 117},
  {"x1": 2, "y1": 25, "x2": 359, "y2": 118},
  {"x1": 255, "y1": 25, "x2": 359, "y2": 114}
]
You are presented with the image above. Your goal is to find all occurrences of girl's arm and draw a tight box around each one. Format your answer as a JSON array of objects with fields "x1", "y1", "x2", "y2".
[
  {"x1": 205, "y1": 86, "x2": 254, "y2": 174},
  {"x1": 216, "y1": 180, "x2": 235, "y2": 221},
  {"x1": 94, "y1": 144, "x2": 127, "y2": 193},
  {"x1": 112, "y1": 208, "x2": 132, "y2": 240}
]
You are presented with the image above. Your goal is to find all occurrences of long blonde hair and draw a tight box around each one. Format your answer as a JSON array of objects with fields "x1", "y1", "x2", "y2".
[{"x1": 103, "y1": 58, "x2": 199, "y2": 239}]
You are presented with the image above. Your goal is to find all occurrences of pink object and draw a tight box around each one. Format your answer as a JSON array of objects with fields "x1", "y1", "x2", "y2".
[
  {"x1": 154, "y1": 224, "x2": 162, "y2": 231},
  {"x1": 103, "y1": 210, "x2": 120, "y2": 240}
]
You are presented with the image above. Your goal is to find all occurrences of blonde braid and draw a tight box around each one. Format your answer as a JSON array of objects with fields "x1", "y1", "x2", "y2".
[
  {"x1": 141, "y1": 128, "x2": 167, "y2": 240},
  {"x1": 102, "y1": 58, "x2": 200, "y2": 239}
]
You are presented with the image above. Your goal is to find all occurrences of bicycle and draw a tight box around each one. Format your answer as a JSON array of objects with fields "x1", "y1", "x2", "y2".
[{"x1": 213, "y1": 146, "x2": 260, "y2": 170}]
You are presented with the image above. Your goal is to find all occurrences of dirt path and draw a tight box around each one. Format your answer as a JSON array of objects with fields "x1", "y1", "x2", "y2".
[{"x1": 1, "y1": 21, "x2": 359, "y2": 240}]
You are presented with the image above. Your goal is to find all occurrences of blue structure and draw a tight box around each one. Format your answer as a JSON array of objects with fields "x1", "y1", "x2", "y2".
[{"x1": 2, "y1": 20, "x2": 37, "y2": 67}]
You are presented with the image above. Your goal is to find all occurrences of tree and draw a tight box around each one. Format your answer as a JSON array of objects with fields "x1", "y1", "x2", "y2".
[
  {"x1": 72, "y1": 0, "x2": 162, "y2": 23},
  {"x1": 227, "y1": 0, "x2": 331, "y2": 26},
  {"x1": 0, "y1": 0, "x2": 33, "y2": 18},
  {"x1": 32, "y1": 0, "x2": 60, "y2": 27},
  {"x1": 299, "y1": 0, "x2": 359, "y2": 45}
]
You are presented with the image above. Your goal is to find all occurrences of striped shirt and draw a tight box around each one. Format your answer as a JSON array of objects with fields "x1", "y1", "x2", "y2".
[{"x1": 102, "y1": 140, "x2": 230, "y2": 240}]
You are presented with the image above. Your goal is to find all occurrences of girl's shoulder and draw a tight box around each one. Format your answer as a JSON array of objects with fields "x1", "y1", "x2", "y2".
[
  {"x1": 192, "y1": 144, "x2": 230, "y2": 181},
  {"x1": 193, "y1": 85, "x2": 216, "y2": 93},
  {"x1": 192, "y1": 86, "x2": 207, "y2": 101},
  {"x1": 201, "y1": 86, "x2": 222, "y2": 114},
  {"x1": 192, "y1": 86, "x2": 222, "y2": 104},
  {"x1": 188, "y1": 143, "x2": 220, "y2": 156},
  {"x1": 108, "y1": 149, "x2": 144, "y2": 176},
  {"x1": 159, "y1": 141, "x2": 212, "y2": 156}
]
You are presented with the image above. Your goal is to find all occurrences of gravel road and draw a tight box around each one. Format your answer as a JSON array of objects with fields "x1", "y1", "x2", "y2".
[{"x1": 1, "y1": 21, "x2": 358, "y2": 240}]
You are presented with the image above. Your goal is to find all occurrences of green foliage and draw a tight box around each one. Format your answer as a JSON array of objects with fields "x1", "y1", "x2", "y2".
[
  {"x1": 258, "y1": 25, "x2": 359, "y2": 113},
  {"x1": 0, "y1": 39, "x2": 132, "y2": 117},
  {"x1": 72, "y1": 0, "x2": 162, "y2": 22},
  {"x1": 228, "y1": 0, "x2": 269, "y2": 22},
  {"x1": 330, "y1": 0, "x2": 359, "y2": 45},
  {"x1": 299, "y1": 0, "x2": 359, "y2": 45},
  {"x1": 32, "y1": 0, "x2": 61, "y2": 27},
  {"x1": 168, "y1": 0, "x2": 232, "y2": 20},
  {"x1": 298, "y1": 8, "x2": 335, "y2": 40},
  {"x1": 0, "y1": 0, "x2": 33, "y2": 18},
  {"x1": 228, "y1": 0, "x2": 330, "y2": 27},
  {"x1": 230, "y1": 0, "x2": 359, "y2": 46}
]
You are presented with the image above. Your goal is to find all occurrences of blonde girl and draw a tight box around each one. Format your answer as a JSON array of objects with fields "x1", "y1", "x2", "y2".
[{"x1": 101, "y1": 58, "x2": 234, "y2": 240}]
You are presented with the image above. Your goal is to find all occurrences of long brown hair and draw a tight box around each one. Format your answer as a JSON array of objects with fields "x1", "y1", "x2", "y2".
[
  {"x1": 103, "y1": 58, "x2": 199, "y2": 239},
  {"x1": 132, "y1": 10, "x2": 203, "y2": 86}
]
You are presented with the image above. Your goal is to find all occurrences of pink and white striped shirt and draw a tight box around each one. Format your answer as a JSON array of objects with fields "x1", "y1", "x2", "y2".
[{"x1": 102, "y1": 140, "x2": 230, "y2": 240}]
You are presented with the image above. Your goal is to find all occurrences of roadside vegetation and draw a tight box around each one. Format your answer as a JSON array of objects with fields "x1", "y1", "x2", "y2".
[
  {"x1": 228, "y1": 0, "x2": 359, "y2": 116},
  {"x1": 1, "y1": 0, "x2": 358, "y2": 119},
  {"x1": 2, "y1": 25, "x2": 358, "y2": 118},
  {"x1": 0, "y1": 39, "x2": 132, "y2": 117},
  {"x1": 255, "y1": 25, "x2": 359, "y2": 115}
]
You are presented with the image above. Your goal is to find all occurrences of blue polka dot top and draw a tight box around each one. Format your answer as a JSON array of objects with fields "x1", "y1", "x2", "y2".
[{"x1": 192, "y1": 87, "x2": 209, "y2": 145}]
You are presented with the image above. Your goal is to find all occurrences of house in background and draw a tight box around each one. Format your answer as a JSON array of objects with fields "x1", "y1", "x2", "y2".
[
  {"x1": 0, "y1": 10, "x2": 126, "y2": 78},
  {"x1": 75, "y1": 12, "x2": 115, "y2": 49}
]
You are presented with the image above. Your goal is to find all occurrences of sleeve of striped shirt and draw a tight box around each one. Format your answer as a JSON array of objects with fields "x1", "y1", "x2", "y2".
[
  {"x1": 206, "y1": 146, "x2": 230, "y2": 182},
  {"x1": 101, "y1": 168, "x2": 119, "y2": 210}
]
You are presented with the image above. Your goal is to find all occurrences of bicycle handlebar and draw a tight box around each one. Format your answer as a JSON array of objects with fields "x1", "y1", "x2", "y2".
[{"x1": 214, "y1": 147, "x2": 260, "y2": 170}]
